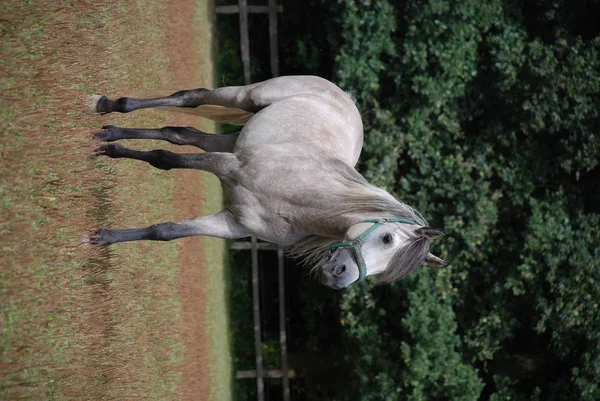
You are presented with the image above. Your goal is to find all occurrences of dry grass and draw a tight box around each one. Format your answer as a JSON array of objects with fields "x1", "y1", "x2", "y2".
[{"x1": 0, "y1": 0, "x2": 227, "y2": 400}]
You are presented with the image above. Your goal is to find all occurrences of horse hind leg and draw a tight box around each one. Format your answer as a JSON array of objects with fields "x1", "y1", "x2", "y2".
[
  {"x1": 92, "y1": 143, "x2": 239, "y2": 186},
  {"x1": 91, "y1": 76, "x2": 342, "y2": 114},
  {"x1": 198, "y1": 76, "x2": 344, "y2": 111},
  {"x1": 90, "y1": 85, "x2": 262, "y2": 114},
  {"x1": 95, "y1": 125, "x2": 239, "y2": 152},
  {"x1": 90, "y1": 88, "x2": 209, "y2": 114}
]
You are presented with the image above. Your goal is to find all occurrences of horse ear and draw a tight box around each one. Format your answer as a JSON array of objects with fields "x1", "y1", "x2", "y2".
[
  {"x1": 422, "y1": 253, "x2": 449, "y2": 268},
  {"x1": 415, "y1": 227, "x2": 446, "y2": 240}
]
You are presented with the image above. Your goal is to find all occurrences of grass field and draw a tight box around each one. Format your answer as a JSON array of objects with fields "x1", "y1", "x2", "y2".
[{"x1": 0, "y1": 0, "x2": 231, "y2": 400}]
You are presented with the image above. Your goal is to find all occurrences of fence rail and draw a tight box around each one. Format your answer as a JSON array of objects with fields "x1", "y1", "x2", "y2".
[
  {"x1": 218, "y1": 2, "x2": 289, "y2": 400},
  {"x1": 215, "y1": 4, "x2": 284, "y2": 14}
]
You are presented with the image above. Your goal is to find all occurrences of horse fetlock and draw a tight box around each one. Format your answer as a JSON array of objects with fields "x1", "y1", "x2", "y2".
[
  {"x1": 114, "y1": 97, "x2": 131, "y2": 111},
  {"x1": 93, "y1": 95, "x2": 136, "y2": 113}
]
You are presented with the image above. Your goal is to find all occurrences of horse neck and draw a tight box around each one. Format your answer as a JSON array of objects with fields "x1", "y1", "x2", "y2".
[{"x1": 305, "y1": 177, "x2": 408, "y2": 238}]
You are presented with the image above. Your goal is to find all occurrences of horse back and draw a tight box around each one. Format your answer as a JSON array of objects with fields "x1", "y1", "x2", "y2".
[{"x1": 234, "y1": 77, "x2": 364, "y2": 167}]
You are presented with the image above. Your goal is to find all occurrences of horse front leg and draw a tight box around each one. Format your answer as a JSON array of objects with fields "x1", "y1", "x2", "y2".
[
  {"x1": 90, "y1": 209, "x2": 248, "y2": 246},
  {"x1": 91, "y1": 85, "x2": 262, "y2": 114},
  {"x1": 95, "y1": 125, "x2": 239, "y2": 152},
  {"x1": 93, "y1": 143, "x2": 239, "y2": 186}
]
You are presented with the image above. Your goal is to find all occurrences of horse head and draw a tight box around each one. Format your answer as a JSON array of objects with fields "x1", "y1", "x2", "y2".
[{"x1": 320, "y1": 219, "x2": 448, "y2": 289}]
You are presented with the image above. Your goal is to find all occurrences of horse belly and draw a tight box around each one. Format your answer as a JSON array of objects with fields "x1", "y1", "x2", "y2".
[{"x1": 235, "y1": 97, "x2": 363, "y2": 167}]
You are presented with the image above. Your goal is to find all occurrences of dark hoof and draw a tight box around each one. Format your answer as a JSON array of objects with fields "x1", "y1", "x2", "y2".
[
  {"x1": 89, "y1": 229, "x2": 115, "y2": 246},
  {"x1": 90, "y1": 95, "x2": 114, "y2": 114},
  {"x1": 92, "y1": 143, "x2": 124, "y2": 158},
  {"x1": 94, "y1": 125, "x2": 122, "y2": 142},
  {"x1": 96, "y1": 96, "x2": 113, "y2": 114}
]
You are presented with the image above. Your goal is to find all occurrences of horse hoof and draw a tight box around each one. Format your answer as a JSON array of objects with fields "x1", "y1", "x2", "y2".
[
  {"x1": 92, "y1": 143, "x2": 123, "y2": 158},
  {"x1": 89, "y1": 229, "x2": 112, "y2": 246},
  {"x1": 89, "y1": 94, "x2": 112, "y2": 114},
  {"x1": 94, "y1": 125, "x2": 122, "y2": 142}
]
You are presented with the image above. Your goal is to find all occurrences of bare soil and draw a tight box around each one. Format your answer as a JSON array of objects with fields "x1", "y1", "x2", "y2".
[
  {"x1": 0, "y1": 0, "x2": 222, "y2": 399},
  {"x1": 164, "y1": 0, "x2": 215, "y2": 398}
]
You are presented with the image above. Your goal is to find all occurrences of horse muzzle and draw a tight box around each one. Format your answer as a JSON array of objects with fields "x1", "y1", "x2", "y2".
[{"x1": 320, "y1": 260, "x2": 353, "y2": 289}]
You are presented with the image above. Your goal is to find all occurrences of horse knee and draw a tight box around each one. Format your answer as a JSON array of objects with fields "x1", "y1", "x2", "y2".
[{"x1": 149, "y1": 222, "x2": 177, "y2": 241}]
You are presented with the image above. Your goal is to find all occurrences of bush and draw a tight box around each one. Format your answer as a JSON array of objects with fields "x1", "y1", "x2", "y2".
[
  {"x1": 219, "y1": 0, "x2": 600, "y2": 399},
  {"x1": 331, "y1": 0, "x2": 600, "y2": 400}
]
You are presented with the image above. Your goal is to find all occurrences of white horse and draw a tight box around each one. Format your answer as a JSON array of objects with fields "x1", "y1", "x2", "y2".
[{"x1": 90, "y1": 76, "x2": 448, "y2": 288}]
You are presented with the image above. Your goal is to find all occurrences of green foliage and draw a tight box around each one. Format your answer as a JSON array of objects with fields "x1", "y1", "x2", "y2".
[
  {"x1": 216, "y1": 15, "x2": 245, "y2": 88},
  {"x1": 518, "y1": 193, "x2": 600, "y2": 400},
  {"x1": 225, "y1": 250, "x2": 257, "y2": 401},
  {"x1": 330, "y1": 0, "x2": 600, "y2": 400},
  {"x1": 219, "y1": 0, "x2": 599, "y2": 399},
  {"x1": 339, "y1": 271, "x2": 483, "y2": 401},
  {"x1": 334, "y1": 0, "x2": 397, "y2": 95},
  {"x1": 399, "y1": 271, "x2": 483, "y2": 401},
  {"x1": 332, "y1": 0, "x2": 399, "y2": 188}
]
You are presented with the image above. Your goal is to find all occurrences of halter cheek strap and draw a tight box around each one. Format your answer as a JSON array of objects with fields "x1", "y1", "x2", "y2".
[{"x1": 329, "y1": 218, "x2": 418, "y2": 282}]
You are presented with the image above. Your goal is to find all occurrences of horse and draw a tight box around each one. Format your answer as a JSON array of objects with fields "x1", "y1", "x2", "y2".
[{"x1": 89, "y1": 75, "x2": 448, "y2": 289}]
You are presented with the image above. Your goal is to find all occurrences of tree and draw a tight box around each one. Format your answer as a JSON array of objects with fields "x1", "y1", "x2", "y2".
[
  {"x1": 221, "y1": 1, "x2": 600, "y2": 399},
  {"x1": 331, "y1": 0, "x2": 600, "y2": 400}
]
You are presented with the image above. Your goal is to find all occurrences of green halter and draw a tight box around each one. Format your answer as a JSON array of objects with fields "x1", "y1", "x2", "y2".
[{"x1": 329, "y1": 218, "x2": 418, "y2": 282}]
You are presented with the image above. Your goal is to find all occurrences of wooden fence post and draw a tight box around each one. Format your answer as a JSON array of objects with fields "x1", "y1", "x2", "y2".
[
  {"x1": 238, "y1": 0, "x2": 251, "y2": 85},
  {"x1": 251, "y1": 236, "x2": 265, "y2": 401}
]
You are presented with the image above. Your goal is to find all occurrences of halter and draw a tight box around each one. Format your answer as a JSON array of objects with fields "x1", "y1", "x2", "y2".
[{"x1": 329, "y1": 218, "x2": 418, "y2": 282}]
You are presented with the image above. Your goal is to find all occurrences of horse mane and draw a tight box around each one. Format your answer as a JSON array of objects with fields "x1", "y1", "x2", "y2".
[
  {"x1": 376, "y1": 236, "x2": 430, "y2": 283},
  {"x1": 288, "y1": 169, "x2": 428, "y2": 282}
]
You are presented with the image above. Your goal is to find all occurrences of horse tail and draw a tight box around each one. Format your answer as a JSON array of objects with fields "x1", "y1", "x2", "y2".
[
  {"x1": 126, "y1": 88, "x2": 254, "y2": 126},
  {"x1": 165, "y1": 105, "x2": 254, "y2": 126}
]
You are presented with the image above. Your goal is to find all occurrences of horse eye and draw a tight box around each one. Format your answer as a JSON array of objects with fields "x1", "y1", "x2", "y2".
[{"x1": 382, "y1": 233, "x2": 393, "y2": 244}]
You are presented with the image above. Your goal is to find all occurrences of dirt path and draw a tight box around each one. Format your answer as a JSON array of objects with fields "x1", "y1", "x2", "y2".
[
  {"x1": 164, "y1": 1, "x2": 215, "y2": 398},
  {"x1": 0, "y1": 1, "x2": 227, "y2": 399}
]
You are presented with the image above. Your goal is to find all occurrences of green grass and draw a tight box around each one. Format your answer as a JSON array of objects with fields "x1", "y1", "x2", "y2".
[
  {"x1": 192, "y1": 1, "x2": 234, "y2": 400},
  {"x1": 201, "y1": 175, "x2": 233, "y2": 401},
  {"x1": 0, "y1": 0, "x2": 229, "y2": 399}
]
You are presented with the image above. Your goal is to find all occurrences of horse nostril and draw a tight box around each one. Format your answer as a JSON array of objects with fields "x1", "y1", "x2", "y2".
[{"x1": 334, "y1": 264, "x2": 346, "y2": 276}]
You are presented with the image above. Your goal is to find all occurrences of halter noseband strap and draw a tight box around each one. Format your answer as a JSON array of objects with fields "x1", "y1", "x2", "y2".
[{"x1": 329, "y1": 218, "x2": 418, "y2": 282}]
